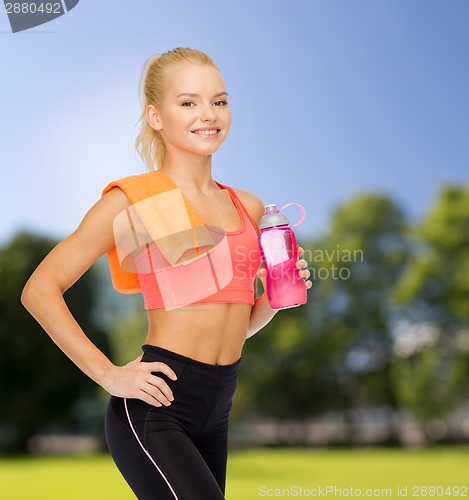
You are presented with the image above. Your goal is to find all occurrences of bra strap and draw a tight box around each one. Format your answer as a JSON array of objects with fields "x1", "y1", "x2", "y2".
[{"x1": 217, "y1": 182, "x2": 259, "y2": 233}]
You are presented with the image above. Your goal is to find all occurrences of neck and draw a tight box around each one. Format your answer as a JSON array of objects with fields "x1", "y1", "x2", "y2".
[{"x1": 158, "y1": 149, "x2": 217, "y2": 193}]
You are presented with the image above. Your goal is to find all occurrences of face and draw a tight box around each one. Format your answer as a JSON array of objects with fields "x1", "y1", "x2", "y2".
[{"x1": 148, "y1": 64, "x2": 232, "y2": 160}]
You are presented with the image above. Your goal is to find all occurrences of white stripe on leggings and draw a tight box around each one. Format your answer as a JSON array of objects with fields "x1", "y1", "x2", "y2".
[{"x1": 124, "y1": 398, "x2": 179, "y2": 499}]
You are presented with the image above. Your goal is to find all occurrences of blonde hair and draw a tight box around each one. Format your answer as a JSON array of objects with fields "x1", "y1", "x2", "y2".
[{"x1": 134, "y1": 47, "x2": 220, "y2": 171}]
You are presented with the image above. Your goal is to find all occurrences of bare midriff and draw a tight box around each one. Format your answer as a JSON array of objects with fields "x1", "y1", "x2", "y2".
[{"x1": 145, "y1": 302, "x2": 253, "y2": 366}]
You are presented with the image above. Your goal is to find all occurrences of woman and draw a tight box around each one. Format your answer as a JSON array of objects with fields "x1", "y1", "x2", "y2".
[{"x1": 21, "y1": 47, "x2": 312, "y2": 499}]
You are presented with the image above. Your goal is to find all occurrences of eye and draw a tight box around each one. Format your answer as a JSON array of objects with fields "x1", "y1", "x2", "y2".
[
  {"x1": 213, "y1": 100, "x2": 229, "y2": 107},
  {"x1": 181, "y1": 101, "x2": 196, "y2": 107}
]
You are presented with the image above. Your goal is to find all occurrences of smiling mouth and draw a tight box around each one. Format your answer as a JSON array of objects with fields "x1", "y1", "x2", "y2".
[{"x1": 191, "y1": 128, "x2": 221, "y2": 136}]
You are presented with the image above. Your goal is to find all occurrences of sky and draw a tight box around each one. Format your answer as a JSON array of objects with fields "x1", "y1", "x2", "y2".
[{"x1": 1, "y1": 0, "x2": 468, "y2": 245}]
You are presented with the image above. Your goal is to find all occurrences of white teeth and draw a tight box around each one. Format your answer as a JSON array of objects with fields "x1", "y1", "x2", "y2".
[{"x1": 193, "y1": 129, "x2": 218, "y2": 135}]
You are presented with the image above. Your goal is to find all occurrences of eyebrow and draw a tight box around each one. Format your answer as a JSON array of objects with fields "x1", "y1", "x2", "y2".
[{"x1": 175, "y1": 91, "x2": 229, "y2": 99}]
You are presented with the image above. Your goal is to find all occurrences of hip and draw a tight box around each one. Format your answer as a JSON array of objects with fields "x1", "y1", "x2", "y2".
[{"x1": 111, "y1": 344, "x2": 241, "y2": 438}]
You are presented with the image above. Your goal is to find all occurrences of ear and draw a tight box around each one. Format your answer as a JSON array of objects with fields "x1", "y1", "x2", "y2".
[{"x1": 146, "y1": 104, "x2": 163, "y2": 131}]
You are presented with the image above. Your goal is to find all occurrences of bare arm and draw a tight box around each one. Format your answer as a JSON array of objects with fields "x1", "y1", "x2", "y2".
[
  {"x1": 247, "y1": 290, "x2": 279, "y2": 338},
  {"x1": 21, "y1": 188, "x2": 176, "y2": 407}
]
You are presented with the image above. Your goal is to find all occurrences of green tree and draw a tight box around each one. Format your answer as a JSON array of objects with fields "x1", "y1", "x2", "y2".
[
  {"x1": 0, "y1": 231, "x2": 110, "y2": 450},
  {"x1": 106, "y1": 301, "x2": 148, "y2": 367},
  {"x1": 319, "y1": 194, "x2": 409, "y2": 411},
  {"x1": 238, "y1": 194, "x2": 409, "y2": 425},
  {"x1": 391, "y1": 184, "x2": 469, "y2": 430},
  {"x1": 91, "y1": 256, "x2": 147, "y2": 367}
]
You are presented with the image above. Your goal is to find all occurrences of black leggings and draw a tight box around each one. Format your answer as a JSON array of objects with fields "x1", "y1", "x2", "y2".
[{"x1": 105, "y1": 344, "x2": 240, "y2": 500}]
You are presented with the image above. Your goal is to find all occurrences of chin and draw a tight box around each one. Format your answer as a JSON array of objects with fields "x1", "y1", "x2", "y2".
[{"x1": 191, "y1": 144, "x2": 224, "y2": 156}]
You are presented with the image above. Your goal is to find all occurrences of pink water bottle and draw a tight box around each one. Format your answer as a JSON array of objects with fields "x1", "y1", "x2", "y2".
[{"x1": 259, "y1": 203, "x2": 307, "y2": 310}]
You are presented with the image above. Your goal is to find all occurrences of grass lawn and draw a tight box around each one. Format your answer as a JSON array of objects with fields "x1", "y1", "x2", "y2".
[{"x1": 0, "y1": 447, "x2": 468, "y2": 499}]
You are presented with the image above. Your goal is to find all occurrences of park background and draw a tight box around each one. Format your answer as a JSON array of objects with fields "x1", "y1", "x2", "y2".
[{"x1": 1, "y1": 0, "x2": 468, "y2": 498}]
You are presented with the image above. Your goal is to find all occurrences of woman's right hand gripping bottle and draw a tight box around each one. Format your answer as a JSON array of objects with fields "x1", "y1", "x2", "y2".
[{"x1": 258, "y1": 203, "x2": 307, "y2": 310}]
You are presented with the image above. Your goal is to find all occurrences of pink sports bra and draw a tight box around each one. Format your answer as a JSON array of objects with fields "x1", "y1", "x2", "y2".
[{"x1": 136, "y1": 182, "x2": 262, "y2": 310}]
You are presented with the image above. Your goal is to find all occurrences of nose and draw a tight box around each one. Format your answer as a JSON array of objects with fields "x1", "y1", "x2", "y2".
[{"x1": 200, "y1": 102, "x2": 216, "y2": 122}]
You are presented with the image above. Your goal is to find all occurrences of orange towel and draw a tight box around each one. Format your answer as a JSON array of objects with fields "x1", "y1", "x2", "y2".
[{"x1": 102, "y1": 170, "x2": 216, "y2": 294}]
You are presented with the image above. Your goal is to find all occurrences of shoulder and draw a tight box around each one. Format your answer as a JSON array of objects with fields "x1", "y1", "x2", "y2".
[
  {"x1": 231, "y1": 187, "x2": 265, "y2": 228},
  {"x1": 100, "y1": 183, "x2": 131, "y2": 210}
]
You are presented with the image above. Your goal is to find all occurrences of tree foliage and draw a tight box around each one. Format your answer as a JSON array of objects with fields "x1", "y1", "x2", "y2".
[
  {"x1": 0, "y1": 231, "x2": 110, "y2": 446},
  {"x1": 239, "y1": 193, "x2": 409, "y2": 419},
  {"x1": 3, "y1": 183, "x2": 469, "y2": 448},
  {"x1": 240, "y1": 185, "x2": 469, "y2": 435},
  {"x1": 390, "y1": 184, "x2": 469, "y2": 426}
]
